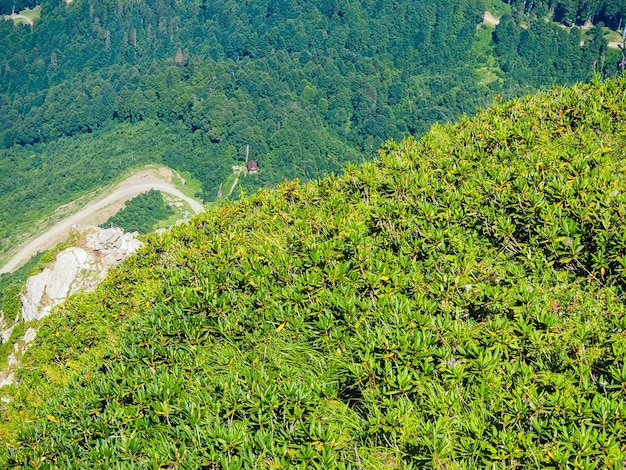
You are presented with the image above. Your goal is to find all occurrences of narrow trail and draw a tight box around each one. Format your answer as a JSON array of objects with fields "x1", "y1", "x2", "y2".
[
  {"x1": 2, "y1": 13, "x2": 33, "y2": 25},
  {"x1": 0, "y1": 169, "x2": 204, "y2": 275},
  {"x1": 227, "y1": 177, "x2": 239, "y2": 198}
]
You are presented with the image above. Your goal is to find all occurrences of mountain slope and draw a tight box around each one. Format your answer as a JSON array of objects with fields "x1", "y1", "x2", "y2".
[
  {"x1": 1, "y1": 0, "x2": 622, "y2": 267},
  {"x1": 2, "y1": 77, "x2": 626, "y2": 467}
]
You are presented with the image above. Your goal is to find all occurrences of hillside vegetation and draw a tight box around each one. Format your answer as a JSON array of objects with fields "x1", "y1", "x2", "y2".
[
  {"x1": 0, "y1": 122, "x2": 174, "y2": 259},
  {"x1": 2, "y1": 77, "x2": 626, "y2": 467},
  {"x1": 100, "y1": 189, "x2": 175, "y2": 234},
  {"x1": 0, "y1": 0, "x2": 622, "y2": 263}
]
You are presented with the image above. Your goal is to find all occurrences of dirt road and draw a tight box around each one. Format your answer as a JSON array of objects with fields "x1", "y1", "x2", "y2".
[
  {"x1": 0, "y1": 168, "x2": 204, "y2": 274},
  {"x1": 2, "y1": 13, "x2": 33, "y2": 25}
]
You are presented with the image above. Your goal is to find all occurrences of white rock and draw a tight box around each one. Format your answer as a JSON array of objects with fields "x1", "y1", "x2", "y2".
[
  {"x1": 22, "y1": 268, "x2": 52, "y2": 322},
  {"x1": 22, "y1": 327, "x2": 36, "y2": 345},
  {"x1": 39, "y1": 305, "x2": 52, "y2": 319},
  {"x1": 1, "y1": 326, "x2": 14, "y2": 344},
  {"x1": 86, "y1": 227, "x2": 122, "y2": 251},
  {"x1": 46, "y1": 248, "x2": 96, "y2": 302},
  {"x1": 20, "y1": 226, "x2": 142, "y2": 323},
  {"x1": 0, "y1": 372, "x2": 14, "y2": 388},
  {"x1": 7, "y1": 353, "x2": 17, "y2": 367},
  {"x1": 121, "y1": 233, "x2": 143, "y2": 254},
  {"x1": 102, "y1": 253, "x2": 119, "y2": 268}
]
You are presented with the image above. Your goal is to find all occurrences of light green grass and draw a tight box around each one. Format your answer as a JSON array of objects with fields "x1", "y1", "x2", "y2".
[
  {"x1": 483, "y1": 0, "x2": 511, "y2": 18},
  {"x1": 20, "y1": 5, "x2": 41, "y2": 22},
  {"x1": 222, "y1": 173, "x2": 238, "y2": 197},
  {"x1": 474, "y1": 23, "x2": 496, "y2": 51},
  {"x1": 604, "y1": 27, "x2": 623, "y2": 43},
  {"x1": 171, "y1": 170, "x2": 203, "y2": 199},
  {"x1": 581, "y1": 25, "x2": 622, "y2": 43},
  {"x1": 156, "y1": 196, "x2": 193, "y2": 229},
  {"x1": 472, "y1": 24, "x2": 503, "y2": 86}
]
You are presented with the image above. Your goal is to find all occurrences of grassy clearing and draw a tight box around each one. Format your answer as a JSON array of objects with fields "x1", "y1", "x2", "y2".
[
  {"x1": 222, "y1": 173, "x2": 238, "y2": 198},
  {"x1": 158, "y1": 195, "x2": 194, "y2": 228},
  {"x1": 604, "y1": 27, "x2": 624, "y2": 43},
  {"x1": 20, "y1": 5, "x2": 40, "y2": 22},
  {"x1": 170, "y1": 170, "x2": 203, "y2": 199},
  {"x1": 2, "y1": 5, "x2": 41, "y2": 26},
  {"x1": 484, "y1": 0, "x2": 511, "y2": 18},
  {"x1": 473, "y1": 24, "x2": 503, "y2": 86}
]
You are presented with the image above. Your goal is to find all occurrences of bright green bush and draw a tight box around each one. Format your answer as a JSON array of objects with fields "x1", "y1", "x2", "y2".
[
  {"x1": 0, "y1": 284, "x2": 22, "y2": 322},
  {"x1": 2, "y1": 78, "x2": 626, "y2": 468},
  {"x1": 101, "y1": 189, "x2": 174, "y2": 234}
]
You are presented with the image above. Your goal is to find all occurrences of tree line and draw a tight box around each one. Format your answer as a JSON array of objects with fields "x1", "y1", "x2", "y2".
[
  {"x1": 0, "y1": 0, "x2": 621, "y2": 220},
  {"x1": 505, "y1": 0, "x2": 626, "y2": 29}
]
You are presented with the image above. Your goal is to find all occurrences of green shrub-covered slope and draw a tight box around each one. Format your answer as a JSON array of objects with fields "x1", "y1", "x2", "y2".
[{"x1": 3, "y1": 77, "x2": 626, "y2": 468}]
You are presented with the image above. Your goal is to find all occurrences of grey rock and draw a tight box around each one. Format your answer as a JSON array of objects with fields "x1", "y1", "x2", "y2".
[
  {"x1": 20, "y1": 226, "x2": 143, "y2": 323},
  {"x1": 7, "y1": 353, "x2": 17, "y2": 367},
  {"x1": 22, "y1": 327, "x2": 36, "y2": 345},
  {"x1": 0, "y1": 372, "x2": 14, "y2": 388},
  {"x1": 1, "y1": 325, "x2": 14, "y2": 344}
]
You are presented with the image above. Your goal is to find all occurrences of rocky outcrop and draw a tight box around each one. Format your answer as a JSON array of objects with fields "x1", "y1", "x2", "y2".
[
  {"x1": 21, "y1": 226, "x2": 143, "y2": 323},
  {"x1": 85, "y1": 227, "x2": 143, "y2": 267},
  {"x1": 0, "y1": 226, "x2": 142, "y2": 389}
]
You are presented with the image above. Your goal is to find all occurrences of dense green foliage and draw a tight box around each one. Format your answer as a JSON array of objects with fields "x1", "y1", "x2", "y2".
[
  {"x1": 101, "y1": 189, "x2": 174, "y2": 234},
  {"x1": 0, "y1": 0, "x2": 622, "y2": 268},
  {"x1": 2, "y1": 77, "x2": 626, "y2": 467},
  {"x1": 492, "y1": 13, "x2": 618, "y2": 85},
  {"x1": 506, "y1": 0, "x2": 626, "y2": 28},
  {"x1": 0, "y1": 0, "x2": 36, "y2": 15},
  {"x1": 0, "y1": 0, "x2": 493, "y2": 149},
  {"x1": 0, "y1": 121, "x2": 181, "y2": 257}
]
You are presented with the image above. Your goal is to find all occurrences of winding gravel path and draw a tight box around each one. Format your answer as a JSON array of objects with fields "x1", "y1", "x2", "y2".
[
  {"x1": 2, "y1": 13, "x2": 33, "y2": 25},
  {"x1": 0, "y1": 169, "x2": 204, "y2": 274}
]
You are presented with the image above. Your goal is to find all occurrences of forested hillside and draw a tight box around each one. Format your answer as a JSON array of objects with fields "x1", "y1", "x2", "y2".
[
  {"x1": 101, "y1": 189, "x2": 174, "y2": 234},
  {"x1": 503, "y1": 0, "x2": 626, "y2": 28},
  {"x1": 2, "y1": 76, "x2": 626, "y2": 468},
  {"x1": 1, "y1": 0, "x2": 619, "y2": 153},
  {"x1": 1, "y1": 0, "x2": 622, "y2": 266},
  {"x1": 1, "y1": 0, "x2": 622, "y2": 186}
]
